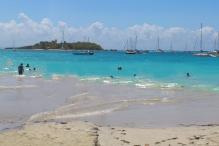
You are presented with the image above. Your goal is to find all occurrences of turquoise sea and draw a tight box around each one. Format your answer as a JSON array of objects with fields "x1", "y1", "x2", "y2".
[
  {"x1": 1, "y1": 49, "x2": 219, "y2": 92},
  {"x1": 1, "y1": 49, "x2": 219, "y2": 129}
]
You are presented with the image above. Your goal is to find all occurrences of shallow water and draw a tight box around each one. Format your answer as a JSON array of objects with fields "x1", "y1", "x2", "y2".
[
  {"x1": 0, "y1": 50, "x2": 219, "y2": 129},
  {"x1": 0, "y1": 75, "x2": 218, "y2": 130}
]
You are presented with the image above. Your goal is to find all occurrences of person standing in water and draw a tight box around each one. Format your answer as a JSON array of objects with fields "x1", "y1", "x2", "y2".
[{"x1": 18, "y1": 63, "x2": 24, "y2": 75}]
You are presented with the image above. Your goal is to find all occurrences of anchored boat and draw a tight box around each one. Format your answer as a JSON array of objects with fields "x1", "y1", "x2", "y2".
[{"x1": 73, "y1": 50, "x2": 94, "y2": 55}]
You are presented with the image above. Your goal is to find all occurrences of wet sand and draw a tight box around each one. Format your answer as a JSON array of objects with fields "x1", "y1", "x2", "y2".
[
  {"x1": 1, "y1": 75, "x2": 219, "y2": 145},
  {"x1": 0, "y1": 121, "x2": 219, "y2": 146}
]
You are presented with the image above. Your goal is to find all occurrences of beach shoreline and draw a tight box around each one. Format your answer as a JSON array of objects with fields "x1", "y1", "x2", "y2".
[
  {"x1": 0, "y1": 74, "x2": 219, "y2": 145},
  {"x1": 1, "y1": 74, "x2": 219, "y2": 129}
]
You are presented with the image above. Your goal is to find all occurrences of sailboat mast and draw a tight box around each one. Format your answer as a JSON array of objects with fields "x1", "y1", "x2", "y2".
[
  {"x1": 200, "y1": 23, "x2": 203, "y2": 51},
  {"x1": 157, "y1": 36, "x2": 160, "y2": 50},
  {"x1": 135, "y1": 35, "x2": 138, "y2": 50},
  {"x1": 214, "y1": 39, "x2": 217, "y2": 50},
  {"x1": 61, "y1": 29, "x2": 65, "y2": 49},
  {"x1": 124, "y1": 40, "x2": 128, "y2": 50}
]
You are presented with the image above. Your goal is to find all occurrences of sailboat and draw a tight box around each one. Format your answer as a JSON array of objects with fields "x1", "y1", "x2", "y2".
[
  {"x1": 193, "y1": 23, "x2": 210, "y2": 57},
  {"x1": 155, "y1": 36, "x2": 164, "y2": 53},
  {"x1": 208, "y1": 32, "x2": 219, "y2": 57},
  {"x1": 168, "y1": 40, "x2": 175, "y2": 52},
  {"x1": 125, "y1": 37, "x2": 137, "y2": 54}
]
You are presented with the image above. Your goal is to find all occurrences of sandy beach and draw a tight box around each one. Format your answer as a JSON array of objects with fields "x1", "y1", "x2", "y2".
[
  {"x1": 0, "y1": 121, "x2": 219, "y2": 146},
  {"x1": 0, "y1": 121, "x2": 97, "y2": 146}
]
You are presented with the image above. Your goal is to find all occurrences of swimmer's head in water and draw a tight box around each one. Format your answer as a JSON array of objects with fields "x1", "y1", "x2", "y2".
[
  {"x1": 117, "y1": 67, "x2": 122, "y2": 70},
  {"x1": 186, "y1": 73, "x2": 190, "y2": 77}
]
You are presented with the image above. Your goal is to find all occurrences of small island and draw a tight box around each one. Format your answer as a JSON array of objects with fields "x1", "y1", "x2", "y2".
[{"x1": 5, "y1": 40, "x2": 103, "y2": 50}]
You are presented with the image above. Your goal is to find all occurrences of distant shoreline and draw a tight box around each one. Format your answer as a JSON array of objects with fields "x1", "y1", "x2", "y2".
[
  {"x1": 4, "y1": 40, "x2": 104, "y2": 51},
  {"x1": 5, "y1": 48, "x2": 103, "y2": 52}
]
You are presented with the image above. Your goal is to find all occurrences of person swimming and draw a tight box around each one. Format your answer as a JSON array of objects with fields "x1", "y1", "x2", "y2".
[
  {"x1": 117, "y1": 66, "x2": 122, "y2": 71},
  {"x1": 133, "y1": 74, "x2": 137, "y2": 77},
  {"x1": 186, "y1": 72, "x2": 191, "y2": 77},
  {"x1": 26, "y1": 64, "x2": 30, "y2": 68},
  {"x1": 18, "y1": 63, "x2": 24, "y2": 75}
]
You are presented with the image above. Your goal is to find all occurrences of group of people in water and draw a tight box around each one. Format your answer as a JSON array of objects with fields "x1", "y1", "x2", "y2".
[
  {"x1": 18, "y1": 63, "x2": 191, "y2": 78},
  {"x1": 109, "y1": 66, "x2": 191, "y2": 79},
  {"x1": 110, "y1": 66, "x2": 137, "y2": 79},
  {"x1": 18, "y1": 63, "x2": 36, "y2": 75}
]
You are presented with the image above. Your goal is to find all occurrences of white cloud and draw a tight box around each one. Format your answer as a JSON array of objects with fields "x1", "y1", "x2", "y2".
[{"x1": 0, "y1": 13, "x2": 218, "y2": 51}]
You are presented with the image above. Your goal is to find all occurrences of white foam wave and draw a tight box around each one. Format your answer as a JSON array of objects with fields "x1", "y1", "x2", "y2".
[
  {"x1": 103, "y1": 80, "x2": 111, "y2": 84},
  {"x1": 0, "y1": 85, "x2": 37, "y2": 90},
  {"x1": 80, "y1": 77, "x2": 102, "y2": 81},
  {"x1": 30, "y1": 75, "x2": 42, "y2": 78},
  {"x1": 112, "y1": 80, "x2": 133, "y2": 84},
  {"x1": 213, "y1": 87, "x2": 219, "y2": 91},
  {"x1": 135, "y1": 83, "x2": 155, "y2": 88},
  {"x1": 160, "y1": 83, "x2": 180, "y2": 89},
  {"x1": 52, "y1": 74, "x2": 63, "y2": 80},
  {"x1": 28, "y1": 97, "x2": 171, "y2": 122},
  {"x1": 15, "y1": 75, "x2": 26, "y2": 78},
  {"x1": 55, "y1": 106, "x2": 120, "y2": 119}
]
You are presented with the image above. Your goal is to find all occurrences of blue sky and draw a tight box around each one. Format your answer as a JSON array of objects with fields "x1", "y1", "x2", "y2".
[
  {"x1": 0, "y1": 0, "x2": 219, "y2": 29},
  {"x1": 0, "y1": 0, "x2": 219, "y2": 50}
]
